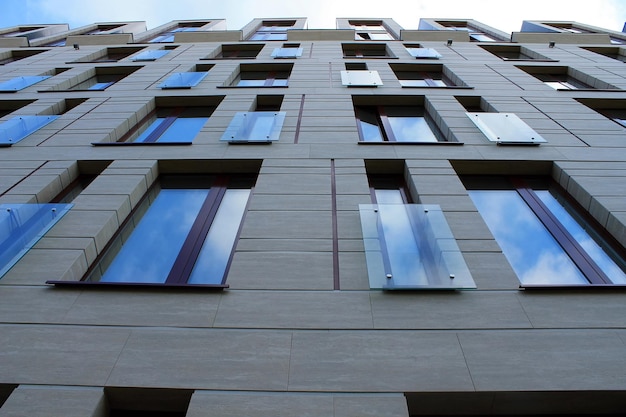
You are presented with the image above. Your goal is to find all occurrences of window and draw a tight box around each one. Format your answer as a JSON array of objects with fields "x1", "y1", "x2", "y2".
[
  {"x1": 271, "y1": 43, "x2": 303, "y2": 59},
  {"x1": 480, "y1": 45, "x2": 553, "y2": 61},
  {"x1": 0, "y1": 203, "x2": 72, "y2": 279},
  {"x1": 537, "y1": 73, "x2": 591, "y2": 90},
  {"x1": 82, "y1": 24, "x2": 123, "y2": 35},
  {"x1": 516, "y1": 66, "x2": 607, "y2": 90},
  {"x1": 581, "y1": 46, "x2": 626, "y2": 63},
  {"x1": 354, "y1": 104, "x2": 446, "y2": 143},
  {"x1": 464, "y1": 176, "x2": 626, "y2": 286},
  {"x1": 131, "y1": 49, "x2": 172, "y2": 62},
  {"x1": 231, "y1": 64, "x2": 292, "y2": 87},
  {"x1": 436, "y1": 21, "x2": 497, "y2": 42},
  {"x1": 349, "y1": 20, "x2": 395, "y2": 40},
  {"x1": 342, "y1": 43, "x2": 392, "y2": 58},
  {"x1": 116, "y1": 107, "x2": 214, "y2": 144},
  {"x1": 249, "y1": 20, "x2": 295, "y2": 41},
  {"x1": 0, "y1": 100, "x2": 34, "y2": 117},
  {"x1": 0, "y1": 115, "x2": 58, "y2": 146},
  {"x1": 66, "y1": 67, "x2": 139, "y2": 91},
  {"x1": 389, "y1": 64, "x2": 459, "y2": 88},
  {"x1": 404, "y1": 44, "x2": 442, "y2": 59},
  {"x1": 0, "y1": 76, "x2": 50, "y2": 92},
  {"x1": 159, "y1": 65, "x2": 212, "y2": 89},
  {"x1": 79, "y1": 175, "x2": 254, "y2": 287},
  {"x1": 359, "y1": 174, "x2": 475, "y2": 289},
  {"x1": 149, "y1": 22, "x2": 205, "y2": 43},
  {"x1": 576, "y1": 99, "x2": 626, "y2": 128},
  {"x1": 75, "y1": 47, "x2": 143, "y2": 63},
  {"x1": 208, "y1": 44, "x2": 263, "y2": 59},
  {"x1": 0, "y1": 49, "x2": 46, "y2": 65}
]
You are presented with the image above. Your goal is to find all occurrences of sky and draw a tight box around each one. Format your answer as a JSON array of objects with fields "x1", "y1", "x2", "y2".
[{"x1": 1, "y1": 0, "x2": 626, "y2": 35}]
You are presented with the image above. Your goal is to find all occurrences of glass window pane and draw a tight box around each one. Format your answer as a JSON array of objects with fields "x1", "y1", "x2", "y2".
[
  {"x1": 375, "y1": 189, "x2": 404, "y2": 204},
  {"x1": 99, "y1": 189, "x2": 210, "y2": 283},
  {"x1": 157, "y1": 117, "x2": 205, "y2": 142},
  {"x1": 387, "y1": 116, "x2": 438, "y2": 142},
  {"x1": 356, "y1": 107, "x2": 384, "y2": 142},
  {"x1": 160, "y1": 72, "x2": 208, "y2": 89},
  {"x1": 536, "y1": 190, "x2": 626, "y2": 283},
  {"x1": 188, "y1": 189, "x2": 250, "y2": 284},
  {"x1": 469, "y1": 190, "x2": 588, "y2": 285},
  {"x1": 133, "y1": 118, "x2": 163, "y2": 143}
]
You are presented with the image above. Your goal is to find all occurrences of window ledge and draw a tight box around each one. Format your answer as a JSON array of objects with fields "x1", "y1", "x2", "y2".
[
  {"x1": 358, "y1": 140, "x2": 463, "y2": 145},
  {"x1": 216, "y1": 85, "x2": 289, "y2": 89},
  {"x1": 46, "y1": 280, "x2": 229, "y2": 290},
  {"x1": 521, "y1": 284, "x2": 626, "y2": 290},
  {"x1": 342, "y1": 56, "x2": 398, "y2": 59},
  {"x1": 92, "y1": 141, "x2": 193, "y2": 146},
  {"x1": 553, "y1": 88, "x2": 621, "y2": 92},
  {"x1": 400, "y1": 85, "x2": 474, "y2": 89},
  {"x1": 501, "y1": 58, "x2": 559, "y2": 62}
]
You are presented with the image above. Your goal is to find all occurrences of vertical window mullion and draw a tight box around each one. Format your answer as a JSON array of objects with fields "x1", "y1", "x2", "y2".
[
  {"x1": 165, "y1": 177, "x2": 229, "y2": 284},
  {"x1": 513, "y1": 179, "x2": 611, "y2": 284},
  {"x1": 377, "y1": 106, "x2": 396, "y2": 142},
  {"x1": 264, "y1": 71, "x2": 277, "y2": 86},
  {"x1": 142, "y1": 107, "x2": 184, "y2": 143}
]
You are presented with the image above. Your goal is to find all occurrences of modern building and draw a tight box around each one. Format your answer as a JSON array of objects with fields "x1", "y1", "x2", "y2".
[{"x1": 0, "y1": 15, "x2": 625, "y2": 416}]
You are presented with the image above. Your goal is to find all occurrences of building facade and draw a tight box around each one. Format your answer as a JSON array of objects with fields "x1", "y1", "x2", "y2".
[{"x1": 0, "y1": 16, "x2": 626, "y2": 416}]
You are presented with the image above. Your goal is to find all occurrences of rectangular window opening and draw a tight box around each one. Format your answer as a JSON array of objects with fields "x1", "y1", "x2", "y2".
[
  {"x1": 462, "y1": 175, "x2": 626, "y2": 287},
  {"x1": 69, "y1": 174, "x2": 255, "y2": 287}
]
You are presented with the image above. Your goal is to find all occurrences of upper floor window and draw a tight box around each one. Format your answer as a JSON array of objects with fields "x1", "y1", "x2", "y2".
[
  {"x1": 210, "y1": 44, "x2": 264, "y2": 59},
  {"x1": 80, "y1": 175, "x2": 254, "y2": 287},
  {"x1": 480, "y1": 45, "x2": 553, "y2": 61},
  {"x1": 118, "y1": 107, "x2": 214, "y2": 144},
  {"x1": 82, "y1": 24, "x2": 123, "y2": 35},
  {"x1": 464, "y1": 176, "x2": 626, "y2": 286},
  {"x1": 67, "y1": 67, "x2": 139, "y2": 91},
  {"x1": 149, "y1": 22, "x2": 205, "y2": 43},
  {"x1": 349, "y1": 20, "x2": 394, "y2": 40},
  {"x1": 354, "y1": 103, "x2": 446, "y2": 143},
  {"x1": 342, "y1": 43, "x2": 393, "y2": 58},
  {"x1": 404, "y1": 44, "x2": 442, "y2": 59},
  {"x1": 249, "y1": 20, "x2": 295, "y2": 41},
  {"x1": 0, "y1": 49, "x2": 46, "y2": 65},
  {"x1": 390, "y1": 64, "x2": 458, "y2": 88},
  {"x1": 231, "y1": 64, "x2": 292, "y2": 87},
  {"x1": 516, "y1": 66, "x2": 617, "y2": 91},
  {"x1": 74, "y1": 47, "x2": 144, "y2": 63},
  {"x1": 581, "y1": 46, "x2": 626, "y2": 63}
]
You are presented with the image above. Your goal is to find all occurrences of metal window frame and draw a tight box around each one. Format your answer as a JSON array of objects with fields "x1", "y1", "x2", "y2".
[
  {"x1": 354, "y1": 105, "x2": 445, "y2": 143},
  {"x1": 48, "y1": 175, "x2": 253, "y2": 288},
  {"x1": 511, "y1": 177, "x2": 617, "y2": 285}
]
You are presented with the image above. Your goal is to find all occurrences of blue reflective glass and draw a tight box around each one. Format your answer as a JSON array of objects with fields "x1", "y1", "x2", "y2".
[
  {"x1": 387, "y1": 116, "x2": 438, "y2": 142},
  {"x1": 133, "y1": 118, "x2": 163, "y2": 142},
  {"x1": 0, "y1": 75, "x2": 50, "y2": 92},
  {"x1": 357, "y1": 108, "x2": 384, "y2": 142},
  {"x1": 99, "y1": 189, "x2": 210, "y2": 283},
  {"x1": 132, "y1": 49, "x2": 170, "y2": 61},
  {"x1": 0, "y1": 115, "x2": 59, "y2": 146},
  {"x1": 188, "y1": 189, "x2": 250, "y2": 284},
  {"x1": 159, "y1": 72, "x2": 208, "y2": 89},
  {"x1": 134, "y1": 117, "x2": 206, "y2": 143},
  {"x1": 88, "y1": 81, "x2": 114, "y2": 91},
  {"x1": 157, "y1": 117, "x2": 206, "y2": 142},
  {"x1": 0, "y1": 203, "x2": 72, "y2": 278},
  {"x1": 236, "y1": 79, "x2": 267, "y2": 87},
  {"x1": 469, "y1": 190, "x2": 588, "y2": 285},
  {"x1": 536, "y1": 190, "x2": 626, "y2": 284}
]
